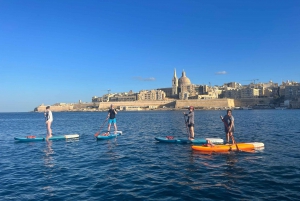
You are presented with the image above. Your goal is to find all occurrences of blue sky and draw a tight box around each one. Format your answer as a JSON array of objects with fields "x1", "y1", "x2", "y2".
[{"x1": 1, "y1": 0, "x2": 299, "y2": 112}]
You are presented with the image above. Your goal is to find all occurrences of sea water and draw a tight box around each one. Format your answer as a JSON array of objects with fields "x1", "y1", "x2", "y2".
[{"x1": 0, "y1": 110, "x2": 300, "y2": 200}]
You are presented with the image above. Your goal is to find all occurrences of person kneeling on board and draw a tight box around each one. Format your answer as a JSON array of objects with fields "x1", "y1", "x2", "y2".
[
  {"x1": 102, "y1": 131, "x2": 110, "y2": 136},
  {"x1": 184, "y1": 106, "x2": 195, "y2": 140},
  {"x1": 205, "y1": 139, "x2": 215, "y2": 147}
]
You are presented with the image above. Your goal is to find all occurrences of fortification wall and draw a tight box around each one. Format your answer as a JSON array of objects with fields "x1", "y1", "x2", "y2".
[
  {"x1": 72, "y1": 103, "x2": 97, "y2": 109},
  {"x1": 34, "y1": 98, "x2": 278, "y2": 112},
  {"x1": 34, "y1": 105, "x2": 74, "y2": 112},
  {"x1": 234, "y1": 98, "x2": 271, "y2": 107},
  {"x1": 175, "y1": 99, "x2": 234, "y2": 109},
  {"x1": 34, "y1": 103, "x2": 96, "y2": 112},
  {"x1": 98, "y1": 100, "x2": 175, "y2": 109}
]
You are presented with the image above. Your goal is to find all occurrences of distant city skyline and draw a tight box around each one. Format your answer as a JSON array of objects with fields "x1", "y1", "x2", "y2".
[{"x1": 0, "y1": 1, "x2": 299, "y2": 112}]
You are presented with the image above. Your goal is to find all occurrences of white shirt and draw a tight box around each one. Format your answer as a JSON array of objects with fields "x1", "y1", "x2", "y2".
[{"x1": 45, "y1": 110, "x2": 53, "y2": 122}]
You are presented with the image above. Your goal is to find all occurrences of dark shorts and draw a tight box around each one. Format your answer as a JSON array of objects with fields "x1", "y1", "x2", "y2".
[{"x1": 188, "y1": 123, "x2": 194, "y2": 127}]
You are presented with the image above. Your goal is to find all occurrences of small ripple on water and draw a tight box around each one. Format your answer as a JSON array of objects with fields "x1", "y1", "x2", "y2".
[{"x1": 1, "y1": 111, "x2": 300, "y2": 200}]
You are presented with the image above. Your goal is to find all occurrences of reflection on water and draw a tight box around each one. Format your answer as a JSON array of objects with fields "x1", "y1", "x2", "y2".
[
  {"x1": 225, "y1": 153, "x2": 238, "y2": 166},
  {"x1": 65, "y1": 138, "x2": 80, "y2": 143},
  {"x1": 1, "y1": 111, "x2": 300, "y2": 200},
  {"x1": 254, "y1": 147, "x2": 265, "y2": 152},
  {"x1": 42, "y1": 140, "x2": 55, "y2": 197},
  {"x1": 96, "y1": 136, "x2": 119, "y2": 148},
  {"x1": 43, "y1": 140, "x2": 54, "y2": 168},
  {"x1": 97, "y1": 138, "x2": 119, "y2": 163}
]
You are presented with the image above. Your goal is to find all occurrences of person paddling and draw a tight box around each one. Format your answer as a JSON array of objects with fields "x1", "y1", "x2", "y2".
[
  {"x1": 220, "y1": 109, "x2": 235, "y2": 145},
  {"x1": 184, "y1": 106, "x2": 195, "y2": 140},
  {"x1": 44, "y1": 106, "x2": 53, "y2": 139},
  {"x1": 107, "y1": 104, "x2": 118, "y2": 133}
]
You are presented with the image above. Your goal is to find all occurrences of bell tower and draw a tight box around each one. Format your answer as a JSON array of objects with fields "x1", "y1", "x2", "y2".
[{"x1": 172, "y1": 69, "x2": 178, "y2": 95}]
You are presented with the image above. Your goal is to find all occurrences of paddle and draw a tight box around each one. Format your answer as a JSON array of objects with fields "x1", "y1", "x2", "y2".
[
  {"x1": 220, "y1": 115, "x2": 240, "y2": 152},
  {"x1": 229, "y1": 132, "x2": 240, "y2": 152},
  {"x1": 183, "y1": 114, "x2": 190, "y2": 138},
  {"x1": 94, "y1": 118, "x2": 108, "y2": 137}
]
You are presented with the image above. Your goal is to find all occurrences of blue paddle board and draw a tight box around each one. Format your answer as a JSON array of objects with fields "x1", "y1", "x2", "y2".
[
  {"x1": 96, "y1": 131, "x2": 123, "y2": 140},
  {"x1": 14, "y1": 134, "x2": 80, "y2": 142}
]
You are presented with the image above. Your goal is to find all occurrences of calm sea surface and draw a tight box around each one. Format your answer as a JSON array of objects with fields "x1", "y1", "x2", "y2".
[{"x1": 1, "y1": 110, "x2": 300, "y2": 201}]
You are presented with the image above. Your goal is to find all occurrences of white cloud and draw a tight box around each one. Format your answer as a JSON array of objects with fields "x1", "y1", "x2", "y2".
[
  {"x1": 215, "y1": 71, "x2": 227, "y2": 75},
  {"x1": 133, "y1": 77, "x2": 156, "y2": 81}
]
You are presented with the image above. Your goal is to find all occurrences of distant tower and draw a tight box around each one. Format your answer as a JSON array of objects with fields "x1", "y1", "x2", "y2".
[{"x1": 172, "y1": 69, "x2": 178, "y2": 95}]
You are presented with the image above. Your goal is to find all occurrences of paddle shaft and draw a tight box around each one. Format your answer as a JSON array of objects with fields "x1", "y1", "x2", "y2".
[
  {"x1": 184, "y1": 115, "x2": 190, "y2": 138},
  {"x1": 94, "y1": 118, "x2": 108, "y2": 137}
]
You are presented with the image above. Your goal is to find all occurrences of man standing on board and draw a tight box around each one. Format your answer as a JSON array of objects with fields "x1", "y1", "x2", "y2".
[
  {"x1": 44, "y1": 106, "x2": 53, "y2": 139},
  {"x1": 107, "y1": 104, "x2": 118, "y2": 133},
  {"x1": 220, "y1": 109, "x2": 235, "y2": 144},
  {"x1": 184, "y1": 106, "x2": 195, "y2": 140}
]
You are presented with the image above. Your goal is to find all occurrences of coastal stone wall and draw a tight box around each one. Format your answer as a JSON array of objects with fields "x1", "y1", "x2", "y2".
[
  {"x1": 34, "y1": 105, "x2": 74, "y2": 112},
  {"x1": 72, "y1": 103, "x2": 97, "y2": 109},
  {"x1": 98, "y1": 100, "x2": 176, "y2": 109},
  {"x1": 34, "y1": 103, "x2": 96, "y2": 112},
  {"x1": 234, "y1": 98, "x2": 271, "y2": 107},
  {"x1": 34, "y1": 97, "x2": 283, "y2": 112},
  {"x1": 174, "y1": 99, "x2": 234, "y2": 109}
]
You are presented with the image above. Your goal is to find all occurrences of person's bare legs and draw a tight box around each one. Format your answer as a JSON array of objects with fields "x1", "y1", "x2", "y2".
[
  {"x1": 226, "y1": 132, "x2": 230, "y2": 144},
  {"x1": 114, "y1": 123, "x2": 118, "y2": 133},
  {"x1": 230, "y1": 132, "x2": 236, "y2": 144},
  {"x1": 107, "y1": 123, "x2": 111, "y2": 132},
  {"x1": 46, "y1": 121, "x2": 52, "y2": 139},
  {"x1": 189, "y1": 126, "x2": 194, "y2": 139}
]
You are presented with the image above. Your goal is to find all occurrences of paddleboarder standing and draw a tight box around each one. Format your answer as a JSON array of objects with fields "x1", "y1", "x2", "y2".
[
  {"x1": 44, "y1": 106, "x2": 53, "y2": 139},
  {"x1": 220, "y1": 109, "x2": 235, "y2": 145},
  {"x1": 107, "y1": 104, "x2": 118, "y2": 133},
  {"x1": 184, "y1": 106, "x2": 195, "y2": 140}
]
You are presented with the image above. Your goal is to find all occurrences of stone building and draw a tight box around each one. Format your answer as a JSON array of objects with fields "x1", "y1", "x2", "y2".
[
  {"x1": 224, "y1": 87, "x2": 241, "y2": 99},
  {"x1": 224, "y1": 82, "x2": 241, "y2": 88},
  {"x1": 92, "y1": 96, "x2": 103, "y2": 102},
  {"x1": 240, "y1": 87, "x2": 260, "y2": 98},
  {"x1": 159, "y1": 69, "x2": 193, "y2": 99},
  {"x1": 196, "y1": 85, "x2": 210, "y2": 95},
  {"x1": 137, "y1": 90, "x2": 166, "y2": 101},
  {"x1": 285, "y1": 84, "x2": 300, "y2": 100},
  {"x1": 158, "y1": 69, "x2": 217, "y2": 100},
  {"x1": 172, "y1": 69, "x2": 197, "y2": 100}
]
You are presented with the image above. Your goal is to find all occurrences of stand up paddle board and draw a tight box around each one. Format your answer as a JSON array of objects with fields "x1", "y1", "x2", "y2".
[
  {"x1": 192, "y1": 142, "x2": 264, "y2": 152},
  {"x1": 155, "y1": 137, "x2": 224, "y2": 145},
  {"x1": 14, "y1": 134, "x2": 80, "y2": 142},
  {"x1": 96, "y1": 131, "x2": 123, "y2": 140}
]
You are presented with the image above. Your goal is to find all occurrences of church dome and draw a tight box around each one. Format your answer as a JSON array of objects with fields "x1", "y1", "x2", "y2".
[{"x1": 178, "y1": 71, "x2": 191, "y2": 86}]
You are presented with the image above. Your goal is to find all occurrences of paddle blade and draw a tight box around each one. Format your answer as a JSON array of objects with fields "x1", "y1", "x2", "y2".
[{"x1": 94, "y1": 132, "x2": 100, "y2": 137}]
